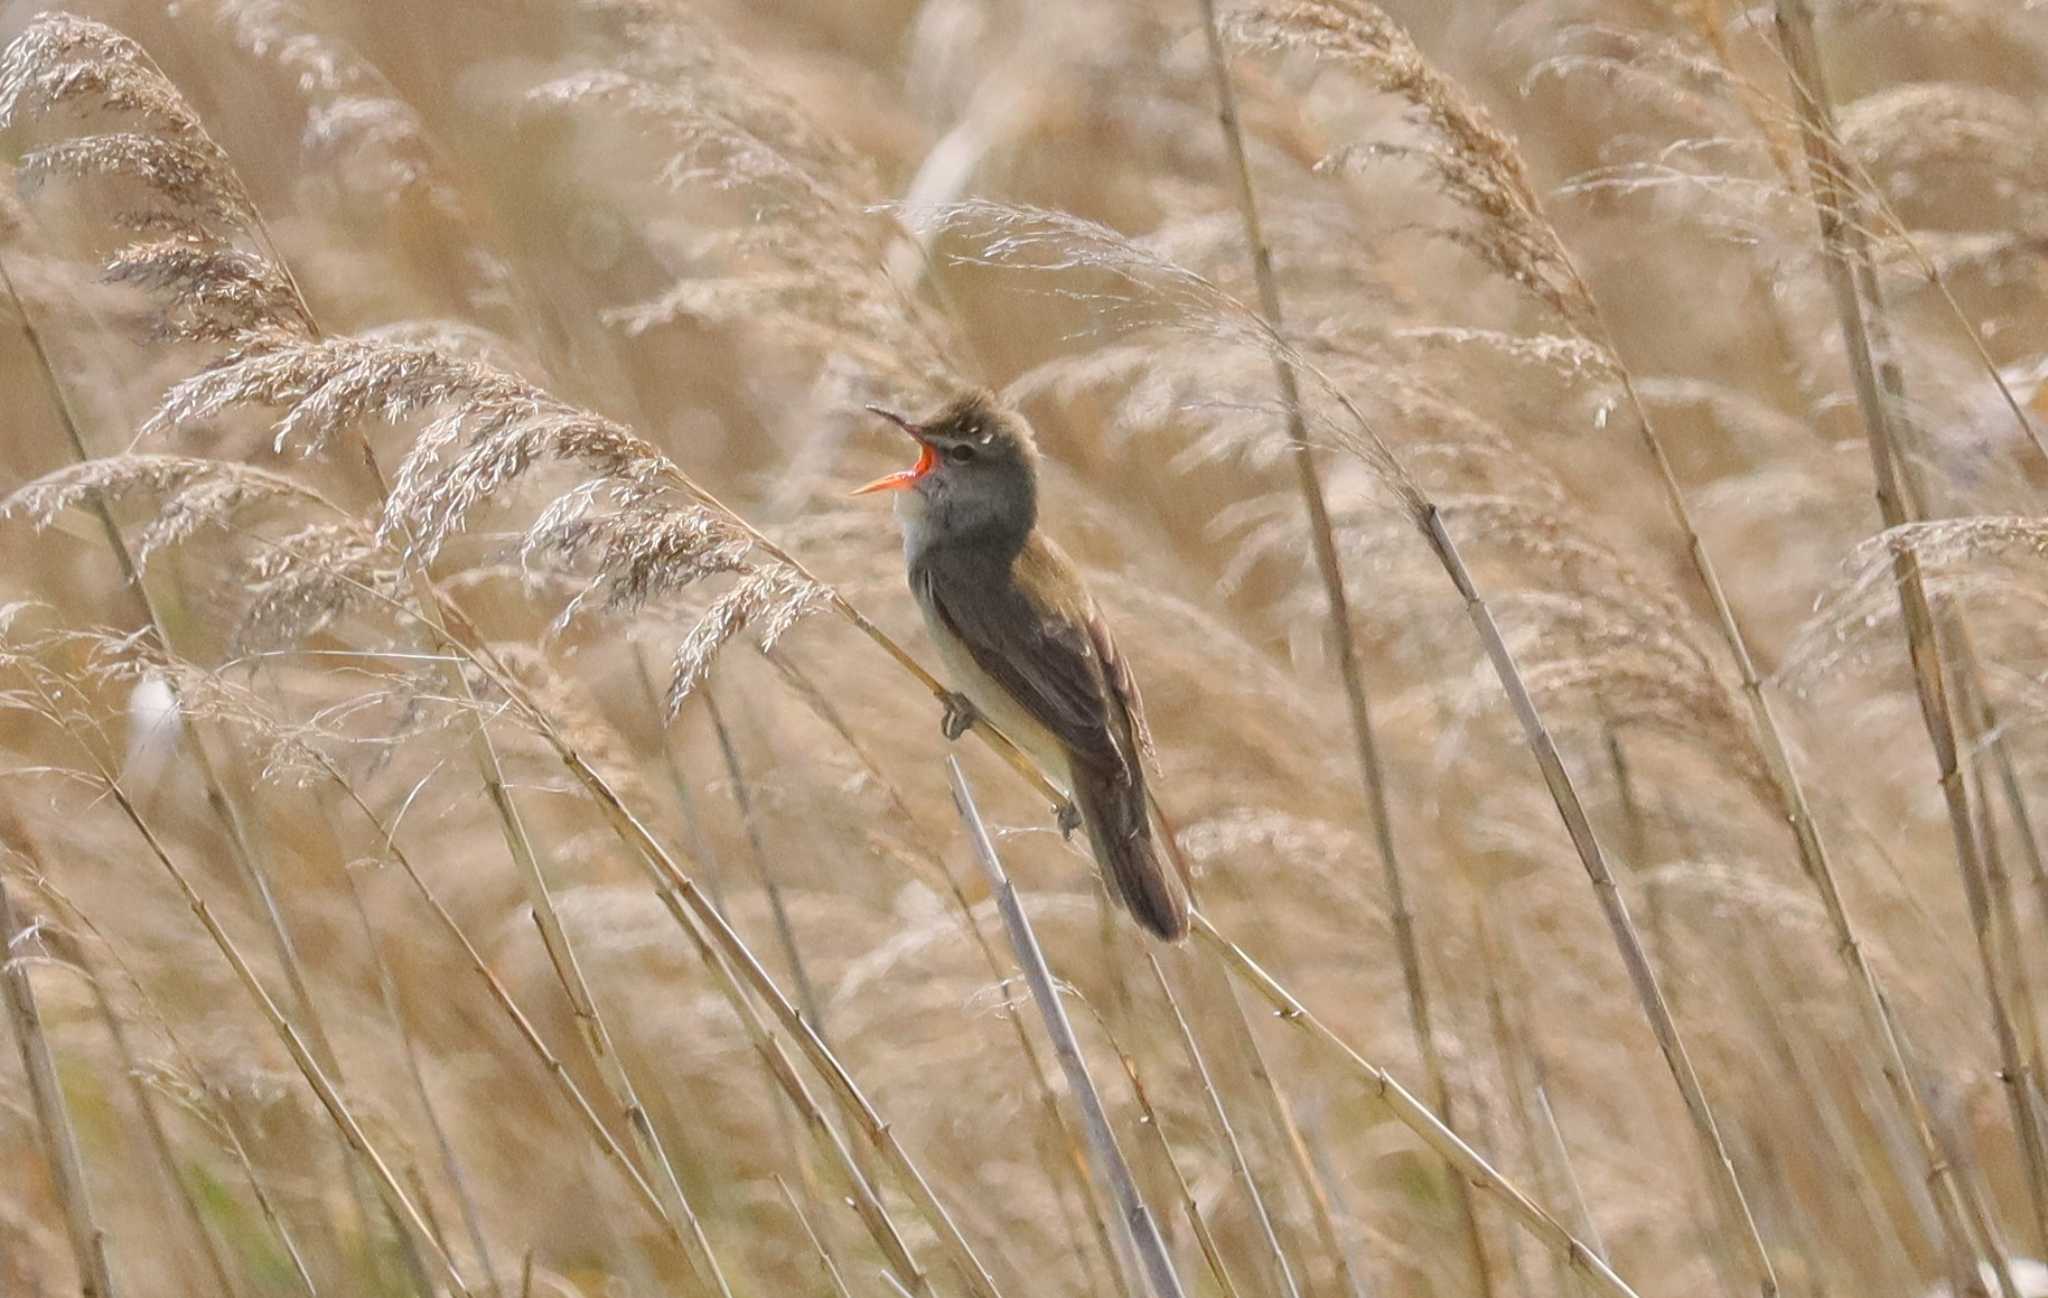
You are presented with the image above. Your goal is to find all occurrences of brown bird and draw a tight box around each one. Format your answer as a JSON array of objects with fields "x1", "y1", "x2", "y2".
[{"x1": 854, "y1": 391, "x2": 1191, "y2": 941}]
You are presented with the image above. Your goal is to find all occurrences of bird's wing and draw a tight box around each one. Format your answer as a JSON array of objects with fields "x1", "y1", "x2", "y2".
[{"x1": 918, "y1": 535, "x2": 1141, "y2": 776}]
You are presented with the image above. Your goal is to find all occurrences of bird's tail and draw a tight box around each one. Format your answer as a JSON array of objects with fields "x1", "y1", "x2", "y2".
[{"x1": 1072, "y1": 764, "x2": 1190, "y2": 942}]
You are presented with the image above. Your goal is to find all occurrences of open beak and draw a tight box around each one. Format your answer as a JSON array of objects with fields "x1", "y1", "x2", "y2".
[{"x1": 852, "y1": 404, "x2": 936, "y2": 495}]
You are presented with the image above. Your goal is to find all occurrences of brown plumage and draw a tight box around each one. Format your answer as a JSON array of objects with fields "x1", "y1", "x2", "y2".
[{"x1": 857, "y1": 392, "x2": 1192, "y2": 941}]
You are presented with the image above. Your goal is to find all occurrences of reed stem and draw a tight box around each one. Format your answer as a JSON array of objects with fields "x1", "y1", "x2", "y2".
[{"x1": 2, "y1": 876, "x2": 120, "y2": 1298}]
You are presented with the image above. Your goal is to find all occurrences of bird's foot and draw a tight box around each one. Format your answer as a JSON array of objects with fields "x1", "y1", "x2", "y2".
[
  {"x1": 1055, "y1": 799, "x2": 1082, "y2": 840},
  {"x1": 938, "y1": 690, "x2": 979, "y2": 742}
]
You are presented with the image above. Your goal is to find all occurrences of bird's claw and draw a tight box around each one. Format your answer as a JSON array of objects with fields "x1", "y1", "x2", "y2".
[
  {"x1": 1055, "y1": 800, "x2": 1082, "y2": 839},
  {"x1": 939, "y1": 691, "x2": 978, "y2": 742}
]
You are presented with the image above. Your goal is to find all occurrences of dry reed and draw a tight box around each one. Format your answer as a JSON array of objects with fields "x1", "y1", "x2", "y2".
[{"x1": 5, "y1": 3, "x2": 2048, "y2": 1297}]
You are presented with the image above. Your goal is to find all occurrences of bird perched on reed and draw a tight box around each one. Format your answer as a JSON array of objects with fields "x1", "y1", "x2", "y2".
[{"x1": 855, "y1": 392, "x2": 1191, "y2": 941}]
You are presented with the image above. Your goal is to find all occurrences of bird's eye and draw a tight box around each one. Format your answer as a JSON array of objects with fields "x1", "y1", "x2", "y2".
[{"x1": 946, "y1": 443, "x2": 977, "y2": 464}]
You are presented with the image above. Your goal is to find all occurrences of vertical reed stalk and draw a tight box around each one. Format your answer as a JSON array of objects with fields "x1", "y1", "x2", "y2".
[
  {"x1": 698, "y1": 687, "x2": 865, "y2": 1249},
  {"x1": 1418, "y1": 504, "x2": 1775, "y2": 1298},
  {"x1": 634, "y1": 649, "x2": 728, "y2": 911},
  {"x1": 1771, "y1": 0, "x2": 2048, "y2": 1257},
  {"x1": 1189, "y1": 10, "x2": 1491, "y2": 1293},
  {"x1": 1145, "y1": 953, "x2": 1301, "y2": 1298},
  {"x1": 1189, "y1": 11, "x2": 1772, "y2": 1288},
  {"x1": 2, "y1": 876, "x2": 120, "y2": 1298},
  {"x1": 949, "y1": 758, "x2": 1187, "y2": 1298}
]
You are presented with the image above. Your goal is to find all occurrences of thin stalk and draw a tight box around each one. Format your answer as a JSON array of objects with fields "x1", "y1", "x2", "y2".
[
  {"x1": 1956, "y1": 663, "x2": 2045, "y2": 1070},
  {"x1": 62, "y1": 931, "x2": 243, "y2": 1298},
  {"x1": 213, "y1": 1100, "x2": 322, "y2": 1297},
  {"x1": 1082, "y1": 881, "x2": 1151, "y2": 1295},
  {"x1": 1476, "y1": 899, "x2": 1590, "y2": 1298},
  {"x1": 338, "y1": 851, "x2": 503, "y2": 1298},
  {"x1": 1189, "y1": 11, "x2": 1488, "y2": 1295},
  {"x1": 632, "y1": 648, "x2": 727, "y2": 912},
  {"x1": 698, "y1": 685, "x2": 864, "y2": 1260},
  {"x1": 1773, "y1": 0, "x2": 2048, "y2": 1256},
  {"x1": 702, "y1": 688, "x2": 825, "y2": 1030},
  {"x1": 393, "y1": 1164, "x2": 443, "y2": 1298},
  {"x1": 1210, "y1": 962, "x2": 1376, "y2": 1298},
  {"x1": 774, "y1": 1176, "x2": 856, "y2": 1298},
  {"x1": 1146, "y1": 953, "x2": 1300, "y2": 1298},
  {"x1": 1095, "y1": 1004, "x2": 1247, "y2": 1298},
  {"x1": 1953, "y1": 629, "x2": 2048, "y2": 1068},
  {"x1": 2, "y1": 876, "x2": 120, "y2": 1298},
  {"x1": 949, "y1": 758, "x2": 1187, "y2": 1298},
  {"x1": 1482, "y1": 906, "x2": 1605, "y2": 1267}
]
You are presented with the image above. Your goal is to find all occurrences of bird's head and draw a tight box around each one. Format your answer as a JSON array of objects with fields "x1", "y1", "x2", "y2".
[{"x1": 854, "y1": 391, "x2": 1039, "y2": 547}]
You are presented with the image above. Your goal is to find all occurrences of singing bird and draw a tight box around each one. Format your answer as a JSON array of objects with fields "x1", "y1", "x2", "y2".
[{"x1": 854, "y1": 392, "x2": 1191, "y2": 941}]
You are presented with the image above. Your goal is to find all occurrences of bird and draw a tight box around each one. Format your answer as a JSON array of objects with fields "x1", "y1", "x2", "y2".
[{"x1": 854, "y1": 390, "x2": 1191, "y2": 941}]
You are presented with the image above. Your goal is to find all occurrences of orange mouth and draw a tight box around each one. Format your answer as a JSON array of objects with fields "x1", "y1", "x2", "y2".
[
  {"x1": 852, "y1": 440, "x2": 936, "y2": 495},
  {"x1": 852, "y1": 404, "x2": 936, "y2": 495}
]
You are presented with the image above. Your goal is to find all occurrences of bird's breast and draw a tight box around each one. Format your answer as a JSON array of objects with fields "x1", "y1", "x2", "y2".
[{"x1": 893, "y1": 488, "x2": 932, "y2": 562}]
